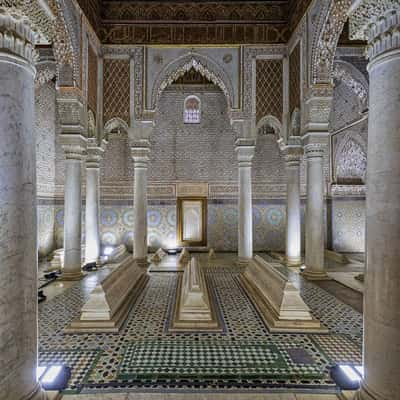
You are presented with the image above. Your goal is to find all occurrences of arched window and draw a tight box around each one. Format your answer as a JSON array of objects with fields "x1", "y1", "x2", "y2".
[{"x1": 184, "y1": 95, "x2": 201, "y2": 124}]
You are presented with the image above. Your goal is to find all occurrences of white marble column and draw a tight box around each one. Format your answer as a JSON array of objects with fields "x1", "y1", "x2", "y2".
[
  {"x1": 0, "y1": 11, "x2": 46, "y2": 400},
  {"x1": 285, "y1": 147, "x2": 302, "y2": 266},
  {"x1": 85, "y1": 142, "x2": 104, "y2": 264},
  {"x1": 350, "y1": 3, "x2": 400, "y2": 399},
  {"x1": 61, "y1": 143, "x2": 86, "y2": 280},
  {"x1": 235, "y1": 138, "x2": 255, "y2": 263},
  {"x1": 131, "y1": 142, "x2": 150, "y2": 267},
  {"x1": 302, "y1": 143, "x2": 329, "y2": 280}
]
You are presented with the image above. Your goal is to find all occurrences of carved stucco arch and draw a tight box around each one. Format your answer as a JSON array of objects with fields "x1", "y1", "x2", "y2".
[
  {"x1": 310, "y1": 0, "x2": 353, "y2": 84},
  {"x1": 256, "y1": 115, "x2": 285, "y2": 151},
  {"x1": 104, "y1": 117, "x2": 130, "y2": 134},
  {"x1": 15, "y1": 0, "x2": 79, "y2": 84},
  {"x1": 334, "y1": 131, "x2": 367, "y2": 182},
  {"x1": 333, "y1": 60, "x2": 369, "y2": 110},
  {"x1": 52, "y1": 0, "x2": 80, "y2": 85},
  {"x1": 150, "y1": 53, "x2": 235, "y2": 111}
]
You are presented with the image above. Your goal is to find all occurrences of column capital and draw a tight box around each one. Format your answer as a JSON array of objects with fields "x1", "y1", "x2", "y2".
[
  {"x1": 350, "y1": 1, "x2": 400, "y2": 60},
  {"x1": 283, "y1": 145, "x2": 303, "y2": 167},
  {"x1": 0, "y1": 8, "x2": 38, "y2": 65},
  {"x1": 302, "y1": 84, "x2": 333, "y2": 135},
  {"x1": 86, "y1": 140, "x2": 104, "y2": 169},
  {"x1": 235, "y1": 138, "x2": 255, "y2": 165},
  {"x1": 131, "y1": 139, "x2": 151, "y2": 166},
  {"x1": 61, "y1": 134, "x2": 87, "y2": 161},
  {"x1": 57, "y1": 86, "x2": 85, "y2": 135},
  {"x1": 304, "y1": 143, "x2": 327, "y2": 160}
]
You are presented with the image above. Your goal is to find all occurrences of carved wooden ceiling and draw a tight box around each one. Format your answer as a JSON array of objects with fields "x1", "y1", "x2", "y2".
[{"x1": 81, "y1": 0, "x2": 359, "y2": 45}]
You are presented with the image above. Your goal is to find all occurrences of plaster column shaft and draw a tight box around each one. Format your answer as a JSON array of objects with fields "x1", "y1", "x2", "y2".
[
  {"x1": 0, "y1": 12, "x2": 46, "y2": 400},
  {"x1": 350, "y1": 4, "x2": 400, "y2": 399},
  {"x1": 285, "y1": 151, "x2": 302, "y2": 265},
  {"x1": 62, "y1": 148, "x2": 85, "y2": 279},
  {"x1": 132, "y1": 144, "x2": 150, "y2": 266},
  {"x1": 85, "y1": 146, "x2": 103, "y2": 264},
  {"x1": 235, "y1": 139, "x2": 255, "y2": 262},
  {"x1": 303, "y1": 144, "x2": 329, "y2": 280}
]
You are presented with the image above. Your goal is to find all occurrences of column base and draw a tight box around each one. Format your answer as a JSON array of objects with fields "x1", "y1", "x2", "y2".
[
  {"x1": 286, "y1": 256, "x2": 302, "y2": 267},
  {"x1": 301, "y1": 268, "x2": 331, "y2": 281},
  {"x1": 134, "y1": 257, "x2": 149, "y2": 268},
  {"x1": 59, "y1": 270, "x2": 85, "y2": 281},
  {"x1": 236, "y1": 257, "x2": 252, "y2": 267},
  {"x1": 354, "y1": 382, "x2": 384, "y2": 400},
  {"x1": 22, "y1": 383, "x2": 47, "y2": 400}
]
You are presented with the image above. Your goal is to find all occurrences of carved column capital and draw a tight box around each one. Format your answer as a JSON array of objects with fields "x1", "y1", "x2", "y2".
[
  {"x1": 350, "y1": 0, "x2": 400, "y2": 60},
  {"x1": 61, "y1": 134, "x2": 87, "y2": 161},
  {"x1": 57, "y1": 86, "x2": 85, "y2": 135},
  {"x1": 302, "y1": 85, "x2": 334, "y2": 134},
  {"x1": 86, "y1": 140, "x2": 104, "y2": 169},
  {"x1": 284, "y1": 145, "x2": 303, "y2": 167},
  {"x1": 0, "y1": 8, "x2": 38, "y2": 66},
  {"x1": 131, "y1": 139, "x2": 151, "y2": 168},
  {"x1": 235, "y1": 138, "x2": 255, "y2": 166},
  {"x1": 304, "y1": 143, "x2": 327, "y2": 160}
]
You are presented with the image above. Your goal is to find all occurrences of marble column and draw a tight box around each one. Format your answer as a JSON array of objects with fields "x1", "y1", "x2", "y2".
[
  {"x1": 235, "y1": 139, "x2": 255, "y2": 263},
  {"x1": 0, "y1": 11, "x2": 46, "y2": 400},
  {"x1": 350, "y1": 3, "x2": 400, "y2": 399},
  {"x1": 285, "y1": 147, "x2": 302, "y2": 266},
  {"x1": 131, "y1": 142, "x2": 150, "y2": 267},
  {"x1": 302, "y1": 143, "x2": 329, "y2": 280},
  {"x1": 61, "y1": 143, "x2": 86, "y2": 280},
  {"x1": 85, "y1": 142, "x2": 104, "y2": 264}
]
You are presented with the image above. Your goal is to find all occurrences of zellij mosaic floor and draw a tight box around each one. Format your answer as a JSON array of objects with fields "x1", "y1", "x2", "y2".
[{"x1": 38, "y1": 253, "x2": 362, "y2": 395}]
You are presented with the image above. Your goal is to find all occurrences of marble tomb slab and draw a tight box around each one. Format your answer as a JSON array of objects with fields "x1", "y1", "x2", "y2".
[
  {"x1": 65, "y1": 257, "x2": 149, "y2": 333},
  {"x1": 241, "y1": 256, "x2": 328, "y2": 333},
  {"x1": 170, "y1": 257, "x2": 221, "y2": 332}
]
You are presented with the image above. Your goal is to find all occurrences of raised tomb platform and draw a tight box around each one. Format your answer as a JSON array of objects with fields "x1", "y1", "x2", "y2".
[
  {"x1": 148, "y1": 248, "x2": 189, "y2": 272},
  {"x1": 241, "y1": 256, "x2": 327, "y2": 333},
  {"x1": 65, "y1": 257, "x2": 149, "y2": 333},
  {"x1": 170, "y1": 256, "x2": 221, "y2": 332}
]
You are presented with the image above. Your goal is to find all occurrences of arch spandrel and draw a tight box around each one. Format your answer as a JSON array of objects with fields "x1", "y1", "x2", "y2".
[{"x1": 149, "y1": 52, "x2": 236, "y2": 113}]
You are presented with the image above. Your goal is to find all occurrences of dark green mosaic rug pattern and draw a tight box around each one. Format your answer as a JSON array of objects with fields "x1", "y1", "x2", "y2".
[
  {"x1": 119, "y1": 339, "x2": 323, "y2": 380},
  {"x1": 38, "y1": 254, "x2": 362, "y2": 394}
]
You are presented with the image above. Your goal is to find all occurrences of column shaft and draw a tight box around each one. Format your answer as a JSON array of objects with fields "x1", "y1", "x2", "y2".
[
  {"x1": 238, "y1": 164, "x2": 253, "y2": 260},
  {"x1": 0, "y1": 13, "x2": 45, "y2": 400},
  {"x1": 349, "y1": 5, "x2": 400, "y2": 398},
  {"x1": 357, "y1": 46, "x2": 400, "y2": 400},
  {"x1": 285, "y1": 155, "x2": 302, "y2": 265},
  {"x1": 235, "y1": 139, "x2": 255, "y2": 263},
  {"x1": 303, "y1": 145, "x2": 329, "y2": 280},
  {"x1": 132, "y1": 145, "x2": 150, "y2": 266},
  {"x1": 62, "y1": 152, "x2": 84, "y2": 279},
  {"x1": 85, "y1": 166, "x2": 100, "y2": 264}
]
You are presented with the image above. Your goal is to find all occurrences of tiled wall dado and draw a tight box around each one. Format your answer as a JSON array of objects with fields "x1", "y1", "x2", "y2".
[
  {"x1": 39, "y1": 198, "x2": 364, "y2": 256},
  {"x1": 38, "y1": 204, "x2": 56, "y2": 258},
  {"x1": 329, "y1": 198, "x2": 365, "y2": 253},
  {"x1": 51, "y1": 200, "x2": 292, "y2": 253}
]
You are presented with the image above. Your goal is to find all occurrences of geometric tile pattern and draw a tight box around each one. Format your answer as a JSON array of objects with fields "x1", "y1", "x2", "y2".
[
  {"x1": 39, "y1": 349, "x2": 100, "y2": 394},
  {"x1": 119, "y1": 340, "x2": 323, "y2": 380},
  {"x1": 256, "y1": 59, "x2": 283, "y2": 123},
  {"x1": 38, "y1": 254, "x2": 362, "y2": 394},
  {"x1": 54, "y1": 203, "x2": 289, "y2": 252},
  {"x1": 103, "y1": 58, "x2": 130, "y2": 124},
  {"x1": 311, "y1": 334, "x2": 362, "y2": 365}
]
